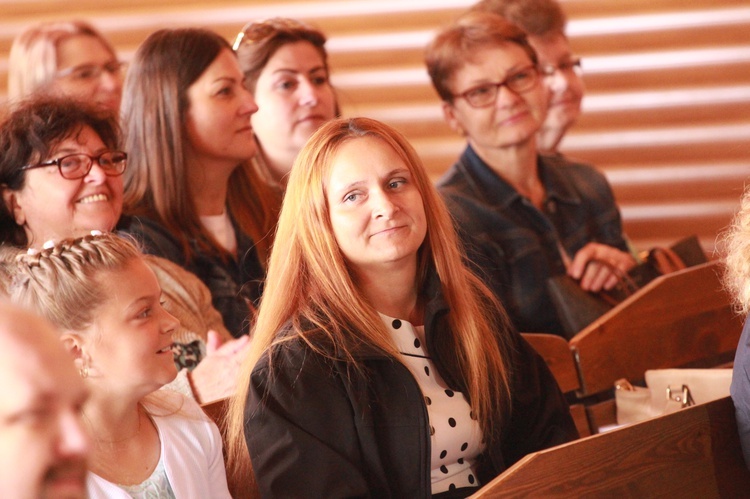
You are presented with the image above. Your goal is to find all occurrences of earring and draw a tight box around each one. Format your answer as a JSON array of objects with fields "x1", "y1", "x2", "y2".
[{"x1": 79, "y1": 357, "x2": 90, "y2": 379}]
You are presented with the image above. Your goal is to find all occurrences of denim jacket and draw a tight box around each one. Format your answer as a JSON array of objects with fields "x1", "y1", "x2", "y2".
[
  {"x1": 438, "y1": 146, "x2": 628, "y2": 336},
  {"x1": 120, "y1": 215, "x2": 263, "y2": 337}
]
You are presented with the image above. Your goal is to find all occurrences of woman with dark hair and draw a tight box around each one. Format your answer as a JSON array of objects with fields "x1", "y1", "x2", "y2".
[
  {"x1": 226, "y1": 117, "x2": 576, "y2": 497},
  {"x1": 0, "y1": 97, "x2": 248, "y2": 404},
  {"x1": 426, "y1": 12, "x2": 634, "y2": 337},
  {"x1": 121, "y1": 28, "x2": 280, "y2": 336},
  {"x1": 234, "y1": 17, "x2": 338, "y2": 187}
]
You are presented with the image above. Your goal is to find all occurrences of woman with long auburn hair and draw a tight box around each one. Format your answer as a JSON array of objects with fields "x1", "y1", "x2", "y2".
[
  {"x1": 226, "y1": 117, "x2": 576, "y2": 497},
  {"x1": 121, "y1": 28, "x2": 281, "y2": 336}
]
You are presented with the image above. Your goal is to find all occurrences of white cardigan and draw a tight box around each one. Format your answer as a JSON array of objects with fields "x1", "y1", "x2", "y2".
[{"x1": 86, "y1": 392, "x2": 230, "y2": 499}]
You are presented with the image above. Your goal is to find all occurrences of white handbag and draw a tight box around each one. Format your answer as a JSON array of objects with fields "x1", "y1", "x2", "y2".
[{"x1": 615, "y1": 368, "x2": 733, "y2": 426}]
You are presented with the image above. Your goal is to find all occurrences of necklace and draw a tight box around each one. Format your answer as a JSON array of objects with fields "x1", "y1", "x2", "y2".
[{"x1": 83, "y1": 404, "x2": 144, "y2": 447}]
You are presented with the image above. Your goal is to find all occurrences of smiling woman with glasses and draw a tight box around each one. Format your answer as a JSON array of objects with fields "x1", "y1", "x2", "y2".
[
  {"x1": 0, "y1": 96, "x2": 255, "y2": 411},
  {"x1": 426, "y1": 12, "x2": 634, "y2": 338},
  {"x1": 8, "y1": 20, "x2": 123, "y2": 117}
]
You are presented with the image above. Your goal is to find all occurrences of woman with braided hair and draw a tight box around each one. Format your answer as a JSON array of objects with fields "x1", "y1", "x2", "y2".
[
  {"x1": 0, "y1": 96, "x2": 249, "y2": 404},
  {"x1": 8, "y1": 233, "x2": 231, "y2": 498}
]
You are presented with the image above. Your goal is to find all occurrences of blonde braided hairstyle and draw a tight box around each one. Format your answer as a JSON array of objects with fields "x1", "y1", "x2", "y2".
[{"x1": 9, "y1": 233, "x2": 142, "y2": 332}]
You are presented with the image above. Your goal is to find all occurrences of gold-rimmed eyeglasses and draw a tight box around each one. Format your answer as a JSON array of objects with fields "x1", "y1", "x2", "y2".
[{"x1": 55, "y1": 61, "x2": 126, "y2": 82}]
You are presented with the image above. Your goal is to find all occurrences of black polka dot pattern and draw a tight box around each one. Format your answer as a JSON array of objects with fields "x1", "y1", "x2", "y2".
[{"x1": 380, "y1": 312, "x2": 482, "y2": 495}]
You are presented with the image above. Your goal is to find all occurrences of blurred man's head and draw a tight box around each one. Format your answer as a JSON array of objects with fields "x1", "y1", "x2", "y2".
[{"x1": 0, "y1": 302, "x2": 89, "y2": 499}]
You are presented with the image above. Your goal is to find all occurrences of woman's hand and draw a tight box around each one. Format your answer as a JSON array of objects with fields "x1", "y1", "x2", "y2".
[
  {"x1": 188, "y1": 331, "x2": 251, "y2": 404},
  {"x1": 568, "y1": 243, "x2": 637, "y2": 292}
]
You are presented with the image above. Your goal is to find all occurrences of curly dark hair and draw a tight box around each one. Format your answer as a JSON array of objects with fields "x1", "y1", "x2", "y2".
[{"x1": 0, "y1": 97, "x2": 120, "y2": 246}]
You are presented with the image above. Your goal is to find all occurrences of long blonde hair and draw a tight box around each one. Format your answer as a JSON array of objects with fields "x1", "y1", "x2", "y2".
[
  {"x1": 724, "y1": 185, "x2": 750, "y2": 314},
  {"x1": 226, "y1": 117, "x2": 513, "y2": 476}
]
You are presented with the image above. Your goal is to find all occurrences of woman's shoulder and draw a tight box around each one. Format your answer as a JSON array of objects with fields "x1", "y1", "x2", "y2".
[
  {"x1": 117, "y1": 215, "x2": 183, "y2": 259},
  {"x1": 145, "y1": 389, "x2": 207, "y2": 421},
  {"x1": 252, "y1": 323, "x2": 353, "y2": 385}
]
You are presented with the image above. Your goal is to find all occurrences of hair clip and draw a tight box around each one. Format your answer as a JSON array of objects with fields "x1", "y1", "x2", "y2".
[
  {"x1": 90, "y1": 230, "x2": 103, "y2": 236},
  {"x1": 42, "y1": 240, "x2": 55, "y2": 249},
  {"x1": 26, "y1": 247, "x2": 38, "y2": 255}
]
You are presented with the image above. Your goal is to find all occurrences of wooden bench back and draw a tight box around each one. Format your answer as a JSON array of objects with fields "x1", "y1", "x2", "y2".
[
  {"x1": 472, "y1": 396, "x2": 750, "y2": 498},
  {"x1": 522, "y1": 333, "x2": 591, "y2": 437},
  {"x1": 570, "y1": 261, "x2": 743, "y2": 396}
]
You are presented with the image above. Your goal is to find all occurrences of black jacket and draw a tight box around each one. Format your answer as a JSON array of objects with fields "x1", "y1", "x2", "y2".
[{"x1": 244, "y1": 273, "x2": 578, "y2": 498}]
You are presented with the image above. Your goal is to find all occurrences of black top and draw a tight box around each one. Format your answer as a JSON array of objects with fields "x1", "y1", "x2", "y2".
[{"x1": 244, "y1": 269, "x2": 578, "y2": 498}]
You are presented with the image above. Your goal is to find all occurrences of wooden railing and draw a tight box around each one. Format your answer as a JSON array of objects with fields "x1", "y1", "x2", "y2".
[{"x1": 1, "y1": 0, "x2": 748, "y2": 252}]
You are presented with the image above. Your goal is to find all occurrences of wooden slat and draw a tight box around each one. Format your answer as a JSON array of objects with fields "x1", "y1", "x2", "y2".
[{"x1": 0, "y1": 0, "x2": 747, "y2": 255}]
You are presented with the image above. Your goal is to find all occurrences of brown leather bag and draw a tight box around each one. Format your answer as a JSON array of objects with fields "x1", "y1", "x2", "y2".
[{"x1": 546, "y1": 236, "x2": 707, "y2": 339}]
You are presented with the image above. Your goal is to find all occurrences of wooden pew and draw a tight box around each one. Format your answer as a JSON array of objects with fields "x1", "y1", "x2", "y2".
[
  {"x1": 201, "y1": 397, "x2": 259, "y2": 499},
  {"x1": 525, "y1": 261, "x2": 742, "y2": 432},
  {"x1": 472, "y1": 397, "x2": 750, "y2": 498},
  {"x1": 522, "y1": 333, "x2": 591, "y2": 437},
  {"x1": 570, "y1": 261, "x2": 743, "y2": 397}
]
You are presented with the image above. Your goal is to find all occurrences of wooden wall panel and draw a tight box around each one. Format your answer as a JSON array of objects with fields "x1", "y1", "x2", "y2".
[{"x1": 0, "y1": 0, "x2": 748, "y2": 253}]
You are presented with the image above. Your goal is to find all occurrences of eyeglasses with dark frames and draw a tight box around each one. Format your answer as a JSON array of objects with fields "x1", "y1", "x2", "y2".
[
  {"x1": 540, "y1": 57, "x2": 582, "y2": 77},
  {"x1": 451, "y1": 65, "x2": 541, "y2": 108},
  {"x1": 21, "y1": 151, "x2": 128, "y2": 180},
  {"x1": 233, "y1": 18, "x2": 311, "y2": 51}
]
